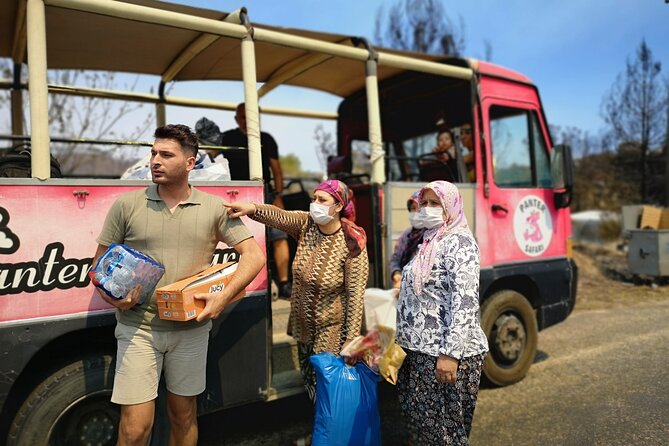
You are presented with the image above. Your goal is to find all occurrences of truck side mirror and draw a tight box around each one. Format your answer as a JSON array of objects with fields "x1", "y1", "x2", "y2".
[{"x1": 551, "y1": 144, "x2": 574, "y2": 209}]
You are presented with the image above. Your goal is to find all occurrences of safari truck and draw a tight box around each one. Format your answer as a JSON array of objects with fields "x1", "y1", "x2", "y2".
[{"x1": 0, "y1": 0, "x2": 576, "y2": 444}]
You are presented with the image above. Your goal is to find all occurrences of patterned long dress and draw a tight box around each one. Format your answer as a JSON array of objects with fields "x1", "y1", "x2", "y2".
[{"x1": 251, "y1": 204, "x2": 368, "y2": 399}]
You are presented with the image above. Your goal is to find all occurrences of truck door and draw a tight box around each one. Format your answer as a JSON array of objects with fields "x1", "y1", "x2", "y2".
[{"x1": 480, "y1": 98, "x2": 559, "y2": 265}]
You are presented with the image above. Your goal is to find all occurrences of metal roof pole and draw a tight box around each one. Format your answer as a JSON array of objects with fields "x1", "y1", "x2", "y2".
[
  {"x1": 11, "y1": 64, "x2": 23, "y2": 136},
  {"x1": 11, "y1": 0, "x2": 27, "y2": 137},
  {"x1": 360, "y1": 42, "x2": 385, "y2": 185},
  {"x1": 366, "y1": 61, "x2": 384, "y2": 184},
  {"x1": 240, "y1": 15, "x2": 262, "y2": 182},
  {"x1": 26, "y1": 0, "x2": 51, "y2": 179},
  {"x1": 156, "y1": 81, "x2": 166, "y2": 128}
]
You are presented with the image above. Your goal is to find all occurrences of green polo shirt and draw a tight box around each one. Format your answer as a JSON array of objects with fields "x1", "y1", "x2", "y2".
[{"x1": 97, "y1": 184, "x2": 252, "y2": 330}]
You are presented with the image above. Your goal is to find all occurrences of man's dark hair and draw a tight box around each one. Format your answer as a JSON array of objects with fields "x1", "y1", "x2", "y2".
[{"x1": 154, "y1": 124, "x2": 199, "y2": 157}]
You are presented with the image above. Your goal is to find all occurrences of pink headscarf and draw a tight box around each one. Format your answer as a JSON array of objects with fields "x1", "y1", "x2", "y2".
[
  {"x1": 314, "y1": 179, "x2": 366, "y2": 257},
  {"x1": 411, "y1": 181, "x2": 471, "y2": 294}
]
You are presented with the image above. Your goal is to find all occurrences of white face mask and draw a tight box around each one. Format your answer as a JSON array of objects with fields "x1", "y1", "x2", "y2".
[
  {"x1": 310, "y1": 202, "x2": 335, "y2": 225},
  {"x1": 408, "y1": 211, "x2": 424, "y2": 229},
  {"x1": 420, "y1": 206, "x2": 444, "y2": 229}
]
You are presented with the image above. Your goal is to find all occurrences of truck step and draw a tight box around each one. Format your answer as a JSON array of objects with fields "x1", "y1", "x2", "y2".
[
  {"x1": 271, "y1": 333, "x2": 299, "y2": 375},
  {"x1": 270, "y1": 297, "x2": 291, "y2": 336}
]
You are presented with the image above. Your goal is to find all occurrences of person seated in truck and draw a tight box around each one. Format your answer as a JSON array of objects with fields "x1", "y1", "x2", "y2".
[
  {"x1": 457, "y1": 122, "x2": 476, "y2": 181},
  {"x1": 389, "y1": 190, "x2": 426, "y2": 289},
  {"x1": 419, "y1": 129, "x2": 458, "y2": 182}
]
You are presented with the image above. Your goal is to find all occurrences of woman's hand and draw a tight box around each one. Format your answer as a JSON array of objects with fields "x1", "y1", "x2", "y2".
[
  {"x1": 391, "y1": 271, "x2": 402, "y2": 289},
  {"x1": 436, "y1": 354, "x2": 459, "y2": 385},
  {"x1": 224, "y1": 201, "x2": 256, "y2": 218},
  {"x1": 341, "y1": 339, "x2": 358, "y2": 366}
]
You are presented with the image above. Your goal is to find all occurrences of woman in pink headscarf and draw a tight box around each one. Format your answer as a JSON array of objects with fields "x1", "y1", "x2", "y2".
[
  {"x1": 396, "y1": 180, "x2": 488, "y2": 445},
  {"x1": 226, "y1": 179, "x2": 368, "y2": 401}
]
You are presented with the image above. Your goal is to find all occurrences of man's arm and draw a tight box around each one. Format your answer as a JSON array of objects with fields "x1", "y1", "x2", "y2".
[
  {"x1": 195, "y1": 237, "x2": 265, "y2": 321},
  {"x1": 269, "y1": 158, "x2": 285, "y2": 208},
  {"x1": 91, "y1": 244, "x2": 143, "y2": 310},
  {"x1": 269, "y1": 158, "x2": 284, "y2": 194}
]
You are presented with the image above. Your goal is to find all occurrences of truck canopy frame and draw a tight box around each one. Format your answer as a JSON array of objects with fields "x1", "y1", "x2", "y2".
[{"x1": 1, "y1": 0, "x2": 474, "y2": 182}]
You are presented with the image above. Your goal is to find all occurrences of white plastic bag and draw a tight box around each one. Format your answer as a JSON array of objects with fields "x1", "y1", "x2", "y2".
[
  {"x1": 120, "y1": 151, "x2": 231, "y2": 181},
  {"x1": 363, "y1": 288, "x2": 397, "y2": 332}
]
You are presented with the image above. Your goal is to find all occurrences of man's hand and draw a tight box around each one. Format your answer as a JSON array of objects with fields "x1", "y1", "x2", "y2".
[
  {"x1": 194, "y1": 292, "x2": 229, "y2": 321},
  {"x1": 95, "y1": 284, "x2": 143, "y2": 311},
  {"x1": 224, "y1": 200, "x2": 256, "y2": 218},
  {"x1": 436, "y1": 354, "x2": 459, "y2": 385}
]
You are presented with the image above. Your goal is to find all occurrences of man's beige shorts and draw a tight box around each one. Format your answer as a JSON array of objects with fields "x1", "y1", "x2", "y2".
[{"x1": 112, "y1": 321, "x2": 212, "y2": 405}]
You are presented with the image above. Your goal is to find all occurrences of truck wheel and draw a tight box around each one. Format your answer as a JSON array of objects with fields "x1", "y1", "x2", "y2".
[
  {"x1": 7, "y1": 354, "x2": 118, "y2": 446},
  {"x1": 481, "y1": 290, "x2": 538, "y2": 386}
]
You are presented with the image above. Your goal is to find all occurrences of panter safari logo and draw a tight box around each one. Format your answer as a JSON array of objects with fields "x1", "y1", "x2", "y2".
[
  {"x1": 0, "y1": 207, "x2": 19, "y2": 255},
  {"x1": 513, "y1": 196, "x2": 553, "y2": 257}
]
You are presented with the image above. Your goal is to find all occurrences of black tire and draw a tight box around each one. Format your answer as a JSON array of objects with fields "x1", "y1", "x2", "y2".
[
  {"x1": 7, "y1": 354, "x2": 119, "y2": 446},
  {"x1": 481, "y1": 290, "x2": 538, "y2": 386}
]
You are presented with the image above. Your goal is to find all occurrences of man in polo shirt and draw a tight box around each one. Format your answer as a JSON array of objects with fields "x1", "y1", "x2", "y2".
[{"x1": 92, "y1": 124, "x2": 264, "y2": 446}]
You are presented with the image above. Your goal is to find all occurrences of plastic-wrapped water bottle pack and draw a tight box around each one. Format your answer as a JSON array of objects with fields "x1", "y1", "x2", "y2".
[{"x1": 89, "y1": 244, "x2": 165, "y2": 304}]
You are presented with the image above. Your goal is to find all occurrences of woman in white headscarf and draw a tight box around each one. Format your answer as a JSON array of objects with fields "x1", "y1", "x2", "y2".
[{"x1": 396, "y1": 180, "x2": 489, "y2": 445}]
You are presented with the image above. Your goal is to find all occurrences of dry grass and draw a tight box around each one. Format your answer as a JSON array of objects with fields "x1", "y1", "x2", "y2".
[{"x1": 573, "y1": 242, "x2": 668, "y2": 311}]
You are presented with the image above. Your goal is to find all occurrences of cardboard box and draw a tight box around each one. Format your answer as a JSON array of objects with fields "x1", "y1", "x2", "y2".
[
  {"x1": 156, "y1": 262, "x2": 243, "y2": 321},
  {"x1": 640, "y1": 205, "x2": 662, "y2": 229},
  {"x1": 661, "y1": 209, "x2": 669, "y2": 230}
]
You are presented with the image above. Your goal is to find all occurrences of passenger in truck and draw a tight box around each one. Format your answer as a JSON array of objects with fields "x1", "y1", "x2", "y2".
[
  {"x1": 419, "y1": 129, "x2": 458, "y2": 182},
  {"x1": 458, "y1": 122, "x2": 476, "y2": 181},
  {"x1": 389, "y1": 190, "x2": 426, "y2": 289}
]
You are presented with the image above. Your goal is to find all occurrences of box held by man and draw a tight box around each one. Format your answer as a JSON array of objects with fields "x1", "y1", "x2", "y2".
[{"x1": 156, "y1": 262, "x2": 243, "y2": 321}]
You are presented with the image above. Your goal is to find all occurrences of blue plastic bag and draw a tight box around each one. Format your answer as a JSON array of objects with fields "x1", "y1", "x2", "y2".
[{"x1": 310, "y1": 353, "x2": 381, "y2": 446}]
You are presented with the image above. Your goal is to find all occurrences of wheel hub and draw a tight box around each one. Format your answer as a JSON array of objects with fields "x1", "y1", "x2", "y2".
[
  {"x1": 75, "y1": 410, "x2": 116, "y2": 446},
  {"x1": 493, "y1": 314, "x2": 526, "y2": 363}
]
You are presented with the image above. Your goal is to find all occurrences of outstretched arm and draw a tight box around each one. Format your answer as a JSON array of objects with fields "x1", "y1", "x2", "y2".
[{"x1": 226, "y1": 200, "x2": 308, "y2": 240}]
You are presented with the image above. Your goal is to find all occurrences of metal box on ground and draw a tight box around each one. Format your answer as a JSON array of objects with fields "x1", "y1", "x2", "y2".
[{"x1": 627, "y1": 230, "x2": 669, "y2": 276}]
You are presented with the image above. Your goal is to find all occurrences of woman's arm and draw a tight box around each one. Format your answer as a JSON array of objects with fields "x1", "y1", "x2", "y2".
[
  {"x1": 227, "y1": 201, "x2": 308, "y2": 240},
  {"x1": 439, "y1": 233, "x2": 481, "y2": 359},
  {"x1": 389, "y1": 228, "x2": 410, "y2": 282},
  {"x1": 343, "y1": 248, "x2": 369, "y2": 342},
  {"x1": 251, "y1": 203, "x2": 308, "y2": 239}
]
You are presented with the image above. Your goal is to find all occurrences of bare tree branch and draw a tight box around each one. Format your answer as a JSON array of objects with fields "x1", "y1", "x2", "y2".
[
  {"x1": 373, "y1": 0, "x2": 466, "y2": 56},
  {"x1": 600, "y1": 39, "x2": 667, "y2": 202}
]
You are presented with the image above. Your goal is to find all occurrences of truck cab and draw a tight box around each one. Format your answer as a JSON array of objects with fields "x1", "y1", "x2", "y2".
[{"x1": 330, "y1": 58, "x2": 576, "y2": 385}]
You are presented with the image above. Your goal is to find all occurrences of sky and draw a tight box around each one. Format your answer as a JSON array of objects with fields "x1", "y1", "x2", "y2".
[
  {"x1": 2, "y1": 0, "x2": 668, "y2": 173},
  {"x1": 173, "y1": 0, "x2": 669, "y2": 171}
]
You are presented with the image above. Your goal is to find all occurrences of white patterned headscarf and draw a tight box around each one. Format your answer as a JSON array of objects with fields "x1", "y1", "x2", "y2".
[{"x1": 411, "y1": 181, "x2": 471, "y2": 294}]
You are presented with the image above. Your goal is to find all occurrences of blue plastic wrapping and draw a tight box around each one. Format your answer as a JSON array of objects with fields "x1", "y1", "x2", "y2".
[
  {"x1": 310, "y1": 353, "x2": 381, "y2": 446},
  {"x1": 89, "y1": 243, "x2": 165, "y2": 304}
]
